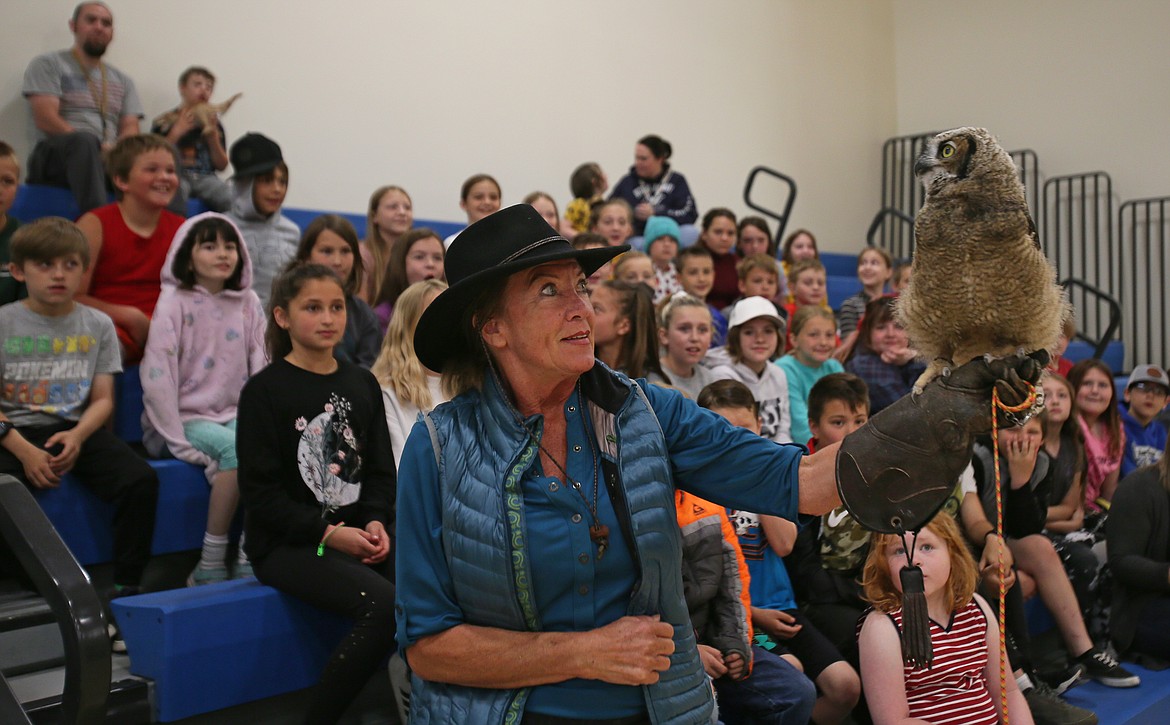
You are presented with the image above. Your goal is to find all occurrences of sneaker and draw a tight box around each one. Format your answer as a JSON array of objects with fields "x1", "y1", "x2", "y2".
[
  {"x1": 1075, "y1": 647, "x2": 1141, "y2": 688},
  {"x1": 1038, "y1": 666, "x2": 1084, "y2": 695},
  {"x1": 233, "y1": 560, "x2": 254, "y2": 580},
  {"x1": 1023, "y1": 679, "x2": 1098, "y2": 725},
  {"x1": 186, "y1": 564, "x2": 229, "y2": 587}
]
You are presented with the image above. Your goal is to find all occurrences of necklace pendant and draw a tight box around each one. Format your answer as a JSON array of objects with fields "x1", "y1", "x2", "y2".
[{"x1": 589, "y1": 523, "x2": 610, "y2": 560}]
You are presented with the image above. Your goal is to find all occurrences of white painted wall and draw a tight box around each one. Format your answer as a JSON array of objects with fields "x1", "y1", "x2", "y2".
[
  {"x1": 892, "y1": 0, "x2": 1170, "y2": 202},
  {"x1": 11, "y1": 2, "x2": 1166, "y2": 253},
  {"x1": 1, "y1": 0, "x2": 896, "y2": 252}
]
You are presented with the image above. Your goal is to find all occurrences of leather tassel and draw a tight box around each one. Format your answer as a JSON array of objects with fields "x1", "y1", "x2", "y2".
[{"x1": 900, "y1": 564, "x2": 933, "y2": 669}]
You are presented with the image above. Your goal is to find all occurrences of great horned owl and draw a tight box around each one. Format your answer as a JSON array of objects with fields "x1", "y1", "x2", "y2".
[{"x1": 896, "y1": 127, "x2": 1067, "y2": 392}]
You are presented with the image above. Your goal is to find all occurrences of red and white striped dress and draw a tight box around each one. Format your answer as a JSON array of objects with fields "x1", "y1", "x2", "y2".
[{"x1": 888, "y1": 599, "x2": 998, "y2": 725}]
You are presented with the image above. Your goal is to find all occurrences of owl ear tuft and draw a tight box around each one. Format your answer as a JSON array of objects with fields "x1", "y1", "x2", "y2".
[{"x1": 956, "y1": 134, "x2": 978, "y2": 179}]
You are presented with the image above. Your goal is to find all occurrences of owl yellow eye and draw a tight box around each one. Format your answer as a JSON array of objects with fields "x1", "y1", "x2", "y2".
[{"x1": 941, "y1": 143, "x2": 956, "y2": 159}]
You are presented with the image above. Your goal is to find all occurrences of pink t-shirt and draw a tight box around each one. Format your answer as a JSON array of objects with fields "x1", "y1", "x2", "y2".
[{"x1": 1078, "y1": 415, "x2": 1124, "y2": 511}]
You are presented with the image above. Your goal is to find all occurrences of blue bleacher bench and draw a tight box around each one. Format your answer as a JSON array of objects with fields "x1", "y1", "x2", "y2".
[
  {"x1": 31, "y1": 366, "x2": 210, "y2": 564},
  {"x1": 110, "y1": 578, "x2": 351, "y2": 721}
]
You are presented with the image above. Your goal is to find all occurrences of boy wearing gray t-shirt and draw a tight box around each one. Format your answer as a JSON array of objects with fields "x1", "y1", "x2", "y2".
[{"x1": 0, "y1": 218, "x2": 157, "y2": 650}]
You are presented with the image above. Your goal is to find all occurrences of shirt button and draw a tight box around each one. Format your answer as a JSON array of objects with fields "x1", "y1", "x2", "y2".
[
  {"x1": 568, "y1": 406, "x2": 576, "y2": 413},
  {"x1": 571, "y1": 513, "x2": 582, "y2": 523},
  {"x1": 578, "y1": 585, "x2": 589, "y2": 595},
  {"x1": 578, "y1": 553, "x2": 589, "y2": 564},
  {"x1": 549, "y1": 482, "x2": 558, "y2": 492},
  {"x1": 573, "y1": 445, "x2": 582, "y2": 453}
]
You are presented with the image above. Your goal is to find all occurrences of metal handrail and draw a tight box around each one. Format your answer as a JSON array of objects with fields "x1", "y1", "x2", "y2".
[
  {"x1": 1059, "y1": 278, "x2": 1122, "y2": 360},
  {"x1": 742, "y1": 166, "x2": 797, "y2": 247},
  {"x1": 866, "y1": 207, "x2": 915, "y2": 258},
  {"x1": 0, "y1": 475, "x2": 110, "y2": 724}
]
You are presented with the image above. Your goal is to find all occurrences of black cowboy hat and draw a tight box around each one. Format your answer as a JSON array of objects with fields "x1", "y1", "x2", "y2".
[{"x1": 414, "y1": 204, "x2": 627, "y2": 372}]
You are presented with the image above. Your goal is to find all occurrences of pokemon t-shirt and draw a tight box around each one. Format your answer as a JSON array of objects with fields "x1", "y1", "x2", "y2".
[{"x1": 0, "y1": 302, "x2": 120, "y2": 426}]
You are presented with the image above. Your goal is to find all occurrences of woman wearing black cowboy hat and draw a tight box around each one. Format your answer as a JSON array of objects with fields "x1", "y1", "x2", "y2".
[{"x1": 393, "y1": 204, "x2": 1041, "y2": 724}]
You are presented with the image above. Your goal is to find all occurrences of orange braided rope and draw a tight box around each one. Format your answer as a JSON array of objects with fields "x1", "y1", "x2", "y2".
[{"x1": 991, "y1": 383, "x2": 1039, "y2": 725}]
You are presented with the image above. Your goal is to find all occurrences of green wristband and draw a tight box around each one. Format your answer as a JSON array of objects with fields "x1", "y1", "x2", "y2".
[{"x1": 317, "y1": 523, "x2": 345, "y2": 557}]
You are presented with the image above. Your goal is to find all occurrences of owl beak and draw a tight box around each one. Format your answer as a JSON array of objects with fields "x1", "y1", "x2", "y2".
[{"x1": 913, "y1": 155, "x2": 935, "y2": 179}]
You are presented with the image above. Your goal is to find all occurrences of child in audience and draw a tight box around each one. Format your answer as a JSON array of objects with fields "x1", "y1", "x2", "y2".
[
  {"x1": 592, "y1": 280, "x2": 666, "y2": 380},
  {"x1": 676, "y1": 245, "x2": 727, "y2": 346},
  {"x1": 225, "y1": 132, "x2": 299, "y2": 310},
  {"x1": 700, "y1": 379, "x2": 857, "y2": 723},
  {"x1": 590, "y1": 198, "x2": 634, "y2": 247},
  {"x1": 972, "y1": 413, "x2": 1139, "y2": 688},
  {"x1": 1119, "y1": 364, "x2": 1168, "y2": 476},
  {"x1": 1041, "y1": 374, "x2": 1101, "y2": 612},
  {"x1": 778, "y1": 306, "x2": 843, "y2": 446},
  {"x1": 371, "y1": 279, "x2": 450, "y2": 467},
  {"x1": 151, "y1": 66, "x2": 231, "y2": 212},
  {"x1": 371, "y1": 227, "x2": 445, "y2": 334},
  {"x1": 782, "y1": 258, "x2": 829, "y2": 326},
  {"x1": 563, "y1": 162, "x2": 607, "y2": 235},
  {"x1": 572, "y1": 233, "x2": 611, "y2": 291},
  {"x1": 890, "y1": 257, "x2": 912, "y2": 294},
  {"x1": 836, "y1": 246, "x2": 892, "y2": 339},
  {"x1": 444, "y1": 173, "x2": 501, "y2": 248},
  {"x1": 696, "y1": 208, "x2": 739, "y2": 310},
  {"x1": 708, "y1": 297, "x2": 791, "y2": 444},
  {"x1": 0, "y1": 141, "x2": 24, "y2": 306},
  {"x1": 737, "y1": 216, "x2": 775, "y2": 259},
  {"x1": 1107, "y1": 432, "x2": 1170, "y2": 663},
  {"x1": 780, "y1": 228, "x2": 819, "y2": 298},
  {"x1": 648, "y1": 292, "x2": 713, "y2": 399},
  {"x1": 1041, "y1": 373, "x2": 1088, "y2": 536},
  {"x1": 1068, "y1": 359, "x2": 1125, "y2": 515},
  {"x1": 859, "y1": 513, "x2": 1030, "y2": 725},
  {"x1": 727, "y1": 254, "x2": 783, "y2": 320},
  {"x1": 359, "y1": 185, "x2": 413, "y2": 303},
  {"x1": 843, "y1": 296, "x2": 923, "y2": 414},
  {"x1": 689, "y1": 381, "x2": 818, "y2": 723},
  {"x1": 612, "y1": 250, "x2": 656, "y2": 291},
  {"x1": 140, "y1": 213, "x2": 267, "y2": 586},
  {"x1": 644, "y1": 216, "x2": 681, "y2": 302},
  {"x1": 0, "y1": 218, "x2": 159, "y2": 649},
  {"x1": 237, "y1": 263, "x2": 395, "y2": 724},
  {"x1": 293, "y1": 215, "x2": 380, "y2": 368},
  {"x1": 75, "y1": 134, "x2": 185, "y2": 364},
  {"x1": 524, "y1": 191, "x2": 561, "y2": 233},
  {"x1": 785, "y1": 374, "x2": 871, "y2": 662}
]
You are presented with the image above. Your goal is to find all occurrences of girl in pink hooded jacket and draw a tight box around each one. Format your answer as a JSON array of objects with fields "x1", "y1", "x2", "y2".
[{"x1": 141, "y1": 212, "x2": 268, "y2": 586}]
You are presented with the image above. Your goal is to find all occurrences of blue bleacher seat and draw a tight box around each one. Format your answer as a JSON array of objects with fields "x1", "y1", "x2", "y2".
[
  {"x1": 30, "y1": 367, "x2": 209, "y2": 564},
  {"x1": 819, "y1": 251, "x2": 858, "y2": 278},
  {"x1": 11, "y1": 184, "x2": 210, "y2": 222},
  {"x1": 827, "y1": 274, "x2": 862, "y2": 311},
  {"x1": 111, "y1": 579, "x2": 351, "y2": 722},
  {"x1": 1064, "y1": 339, "x2": 1125, "y2": 374},
  {"x1": 280, "y1": 206, "x2": 464, "y2": 241},
  {"x1": 33, "y1": 458, "x2": 209, "y2": 565}
]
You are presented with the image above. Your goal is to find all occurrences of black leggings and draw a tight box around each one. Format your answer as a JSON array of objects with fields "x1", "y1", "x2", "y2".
[{"x1": 254, "y1": 545, "x2": 395, "y2": 725}]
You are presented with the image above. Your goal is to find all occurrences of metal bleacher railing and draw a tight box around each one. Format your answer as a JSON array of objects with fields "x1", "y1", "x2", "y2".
[
  {"x1": 0, "y1": 475, "x2": 110, "y2": 724},
  {"x1": 1119, "y1": 196, "x2": 1170, "y2": 369},
  {"x1": 742, "y1": 166, "x2": 797, "y2": 249},
  {"x1": 1043, "y1": 171, "x2": 1117, "y2": 358}
]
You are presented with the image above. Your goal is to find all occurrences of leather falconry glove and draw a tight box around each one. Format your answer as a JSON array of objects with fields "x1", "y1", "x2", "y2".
[{"x1": 836, "y1": 350, "x2": 1047, "y2": 535}]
